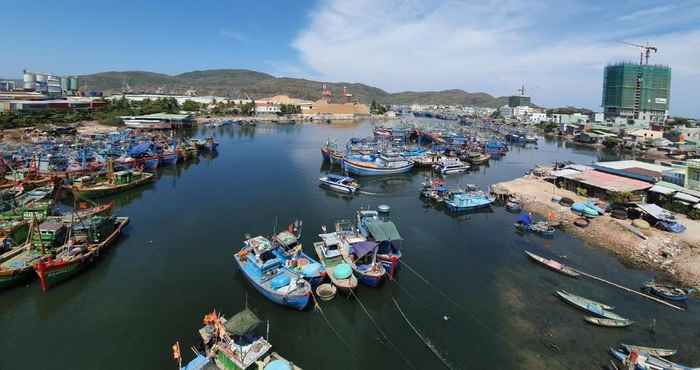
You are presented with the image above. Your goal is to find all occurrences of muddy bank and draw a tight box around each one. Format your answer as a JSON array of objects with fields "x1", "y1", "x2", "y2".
[{"x1": 492, "y1": 175, "x2": 700, "y2": 290}]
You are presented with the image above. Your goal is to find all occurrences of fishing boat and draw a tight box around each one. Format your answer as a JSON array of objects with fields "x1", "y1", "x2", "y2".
[
  {"x1": 642, "y1": 281, "x2": 695, "y2": 302},
  {"x1": 33, "y1": 216, "x2": 129, "y2": 291},
  {"x1": 65, "y1": 161, "x2": 155, "y2": 199},
  {"x1": 556, "y1": 290, "x2": 624, "y2": 320},
  {"x1": 524, "y1": 251, "x2": 579, "y2": 278},
  {"x1": 445, "y1": 190, "x2": 494, "y2": 212},
  {"x1": 343, "y1": 152, "x2": 414, "y2": 176},
  {"x1": 514, "y1": 214, "x2": 555, "y2": 236},
  {"x1": 620, "y1": 344, "x2": 677, "y2": 358},
  {"x1": 505, "y1": 198, "x2": 522, "y2": 213},
  {"x1": 347, "y1": 240, "x2": 386, "y2": 287},
  {"x1": 318, "y1": 175, "x2": 359, "y2": 194},
  {"x1": 181, "y1": 308, "x2": 302, "y2": 370},
  {"x1": 159, "y1": 149, "x2": 178, "y2": 166},
  {"x1": 314, "y1": 233, "x2": 357, "y2": 293},
  {"x1": 321, "y1": 139, "x2": 344, "y2": 163},
  {"x1": 467, "y1": 152, "x2": 491, "y2": 165},
  {"x1": 0, "y1": 219, "x2": 67, "y2": 290},
  {"x1": 610, "y1": 348, "x2": 699, "y2": 370},
  {"x1": 433, "y1": 158, "x2": 470, "y2": 175},
  {"x1": 584, "y1": 316, "x2": 634, "y2": 328},
  {"x1": 271, "y1": 225, "x2": 326, "y2": 287},
  {"x1": 234, "y1": 236, "x2": 311, "y2": 310},
  {"x1": 353, "y1": 212, "x2": 402, "y2": 277}
]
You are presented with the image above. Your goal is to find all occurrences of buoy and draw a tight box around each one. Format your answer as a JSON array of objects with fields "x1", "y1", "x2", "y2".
[{"x1": 378, "y1": 204, "x2": 391, "y2": 213}]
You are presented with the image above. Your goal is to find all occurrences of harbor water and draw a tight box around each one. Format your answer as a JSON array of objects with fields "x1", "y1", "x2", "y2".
[{"x1": 1, "y1": 119, "x2": 698, "y2": 370}]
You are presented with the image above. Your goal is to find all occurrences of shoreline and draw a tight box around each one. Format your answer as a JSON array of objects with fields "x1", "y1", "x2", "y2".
[{"x1": 492, "y1": 174, "x2": 700, "y2": 290}]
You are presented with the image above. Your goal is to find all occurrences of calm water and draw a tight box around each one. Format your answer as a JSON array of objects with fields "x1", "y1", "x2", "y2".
[{"x1": 1, "y1": 120, "x2": 698, "y2": 370}]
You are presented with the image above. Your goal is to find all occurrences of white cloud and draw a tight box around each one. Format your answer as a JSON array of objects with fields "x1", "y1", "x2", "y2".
[{"x1": 293, "y1": 0, "x2": 700, "y2": 116}]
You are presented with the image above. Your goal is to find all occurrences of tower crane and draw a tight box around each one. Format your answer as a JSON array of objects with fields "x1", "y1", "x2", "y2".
[{"x1": 621, "y1": 41, "x2": 658, "y2": 65}]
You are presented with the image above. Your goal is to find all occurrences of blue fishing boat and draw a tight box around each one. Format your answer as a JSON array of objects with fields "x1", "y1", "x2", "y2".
[
  {"x1": 610, "y1": 347, "x2": 699, "y2": 370},
  {"x1": 348, "y1": 240, "x2": 385, "y2": 287},
  {"x1": 159, "y1": 151, "x2": 177, "y2": 166},
  {"x1": 445, "y1": 191, "x2": 494, "y2": 211},
  {"x1": 234, "y1": 236, "x2": 311, "y2": 310},
  {"x1": 354, "y1": 211, "x2": 403, "y2": 277},
  {"x1": 343, "y1": 152, "x2": 414, "y2": 176},
  {"x1": 271, "y1": 224, "x2": 326, "y2": 287},
  {"x1": 642, "y1": 281, "x2": 694, "y2": 302}
]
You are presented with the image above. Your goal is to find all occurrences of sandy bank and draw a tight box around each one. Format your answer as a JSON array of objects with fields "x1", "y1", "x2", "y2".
[{"x1": 492, "y1": 175, "x2": 700, "y2": 290}]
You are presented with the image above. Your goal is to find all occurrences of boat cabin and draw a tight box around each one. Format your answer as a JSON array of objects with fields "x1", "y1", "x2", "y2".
[
  {"x1": 198, "y1": 309, "x2": 272, "y2": 370},
  {"x1": 318, "y1": 233, "x2": 343, "y2": 259},
  {"x1": 273, "y1": 231, "x2": 302, "y2": 257},
  {"x1": 243, "y1": 236, "x2": 283, "y2": 277},
  {"x1": 112, "y1": 170, "x2": 136, "y2": 185},
  {"x1": 33, "y1": 220, "x2": 67, "y2": 249},
  {"x1": 71, "y1": 216, "x2": 115, "y2": 244}
]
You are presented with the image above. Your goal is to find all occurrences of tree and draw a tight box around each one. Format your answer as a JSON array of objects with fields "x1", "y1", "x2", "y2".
[
  {"x1": 182, "y1": 100, "x2": 201, "y2": 112},
  {"x1": 370, "y1": 100, "x2": 387, "y2": 115}
]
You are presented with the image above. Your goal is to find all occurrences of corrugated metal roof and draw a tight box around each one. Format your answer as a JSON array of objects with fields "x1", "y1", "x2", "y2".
[
  {"x1": 559, "y1": 170, "x2": 652, "y2": 193},
  {"x1": 674, "y1": 192, "x2": 700, "y2": 204},
  {"x1": 649, "y1": 184, "x2": 676, "y2": 195},
  {"x1": 551, "y1": 169, "x2": 581, "y2": 178},
  {"x1": 637, "y1": 203, "x2": 674, "y2": 221}
]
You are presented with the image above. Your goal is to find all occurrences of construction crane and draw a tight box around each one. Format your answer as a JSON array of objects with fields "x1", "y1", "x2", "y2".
[{"x1": 621, "y1": 41, "x2": 658, "y2": 65}]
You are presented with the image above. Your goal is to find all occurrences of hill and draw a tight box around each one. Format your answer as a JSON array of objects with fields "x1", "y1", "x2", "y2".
[{"x1": 78, "y1": 69, "x2": 510, "y2": 108}]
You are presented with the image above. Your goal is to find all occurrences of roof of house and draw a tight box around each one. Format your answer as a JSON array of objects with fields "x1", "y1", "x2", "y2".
[{"x1": 558, "y1": 169, "x2": 652, "y2": 193}]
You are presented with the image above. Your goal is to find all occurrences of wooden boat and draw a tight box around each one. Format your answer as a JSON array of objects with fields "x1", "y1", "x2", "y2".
[
  {"x1": 620, "y1": 344, "x2": 677, "y2": 358},
  {"x1": 556, "y1": 290, "x2": 622, "y2": 320},
  {"x1": 0, "y1": 219, "x2": 66, "y2": 290},
  {"x1": 33, "y1": 216, "x2": 129, "y2": 291},
  {"x1": 505, "y1": 199, "x2": 522, "y2": 213},
  {"x1": 642, "y1": 281, "x2": 695, "y2": 302},
  {"x1": 314, "y1": 234, "x2": 357, "y2": 292},
  {"x1": 56, "y1": 202, "x2": 113, "y2": 224},
  {"x1": 319, "y1": 175, "x2": 359, "y2": 194},
  {"x1": 271, "y1": 227, "x2": 326, "y2": 287},
  {"x1": 467, "y1": 152, "x2": 491, "y2": 165},
  {"x1": 353, "y1": 212, "x2": 402, "y2": 278},
  {"x1": 524, "y1": 251, "x2": 579, "y2": 278},
  {"x1": 65, "y1": 166, "x2": 154, "y2": 199},
  {"x1": 342, "y1": 152, "x2": 414, "y2": 176},
  {"x1": 180, "y1": 309, "x2": 303, "y2": 370},
  {"x1": 445, "y1": 191, "x2": 494, "y2": 211},
  {"x1": 610, "y1": 348, "x2": 699, "y2": 370},
  {"x1": 347, "y1": 240, "x2": 386, "y2": 287},
  {"x1": 234, "y1": 236, "x2": 311, "y2": 310},
  {"x1": 584, "y1": 316, "x2": 634, "y2": 328},
  {"x1": 574, "y1": 217, "x2": 590, "y2": 228}
]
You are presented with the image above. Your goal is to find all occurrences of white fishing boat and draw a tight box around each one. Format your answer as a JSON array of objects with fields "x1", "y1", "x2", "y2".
[
  {"x1": 433, "y1": 158, "x2": 470, "y2": 175},
  {"x1": 318, "y1": 175, "x2": 359, "y2": 193}
]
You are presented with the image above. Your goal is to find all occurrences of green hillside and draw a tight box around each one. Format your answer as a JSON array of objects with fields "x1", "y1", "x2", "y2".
[{"x1": 78, "y1": 69, "x2": 510, "y2": 108}]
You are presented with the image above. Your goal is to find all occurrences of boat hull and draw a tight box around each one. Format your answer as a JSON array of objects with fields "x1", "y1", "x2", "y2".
[
  {"x1": 233, "y1": 256, "x2": 310, "y2": 311},
  {"x1": 66, "y1": 174, "x2": 154, "y2": 198},
  {"x1": 343, "y1": 159, "x2": 413, "y2": 176},
  {"x1": 0, "y1": 266, "x2": 35, "y2": 290}
]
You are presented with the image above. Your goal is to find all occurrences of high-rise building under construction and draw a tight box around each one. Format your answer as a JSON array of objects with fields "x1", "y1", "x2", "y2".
[{"x1": 602, "y1": 62, "x2": 671, "y2": 122}]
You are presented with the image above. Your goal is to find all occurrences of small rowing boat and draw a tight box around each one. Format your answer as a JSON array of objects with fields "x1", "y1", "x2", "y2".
[
  {"x1": 556, "y1": 290, "x2": 623, "y2": 320},
  {"x1": 620, "y1": 344, "x2": 677, "y2": 358},
  {"x1": 610, "y1": 348, "x2": 699, "y2": 370},
  {"x1": 524, "y1": 250, "x2": 579, "y2": 278},
  {"x1": 584, "y1": 316, "x2": 634, "y2": 328},
  {"x1": 642, "y1": 281, "x2": 695, "y2": 302}
]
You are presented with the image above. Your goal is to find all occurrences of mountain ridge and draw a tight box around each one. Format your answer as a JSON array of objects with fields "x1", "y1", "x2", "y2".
[{"x1": 77, "y1": 69, "x2": 510, "y2": 108}]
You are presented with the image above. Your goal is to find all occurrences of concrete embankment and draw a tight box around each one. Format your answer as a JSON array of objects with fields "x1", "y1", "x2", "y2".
[{"x1": 492, "y1": 175, "x2": 700, "y2": 290}]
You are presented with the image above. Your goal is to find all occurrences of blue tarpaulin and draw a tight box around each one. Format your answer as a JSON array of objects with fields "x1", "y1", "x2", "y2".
[
  {"x1": 517, "y1": 214, "x2": 532, "y2": 225},
  {"x1": 128, "y1": 143, "x2": 154, "y2": 158}
]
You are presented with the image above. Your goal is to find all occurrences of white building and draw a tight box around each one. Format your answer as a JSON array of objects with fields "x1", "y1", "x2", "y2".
[
  {"x1": 528, "y1": 112, "x2": 547, "y2": 123},
  {"x1": 499, "y1": 105, "x2": 513, "y2": 119},
  {"x1": 107, "y1": 94, "x2": 237, "y2": 106}
]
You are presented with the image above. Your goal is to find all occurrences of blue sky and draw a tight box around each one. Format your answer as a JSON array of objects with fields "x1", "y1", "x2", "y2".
[{"x1": 3, "y1": 0, "x2": 699, "y2": 116}]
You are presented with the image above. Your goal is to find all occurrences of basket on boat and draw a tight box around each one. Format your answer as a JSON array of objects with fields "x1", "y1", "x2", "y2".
[{"x1": 316, "y1": 283, "x2": 337, "y2": 301}]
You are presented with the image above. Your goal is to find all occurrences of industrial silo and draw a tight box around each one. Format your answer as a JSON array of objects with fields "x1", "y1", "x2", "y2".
[
  {"x1": 69, "y1": 76, "x2": 79, "y2": 91},
  {"x1": 23, "y1": 71, "x2": 36, "y2": 90}
]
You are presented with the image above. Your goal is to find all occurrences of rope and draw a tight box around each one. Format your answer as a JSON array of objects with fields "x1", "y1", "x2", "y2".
[
  {"x1": 392, "y1": 298, "x2": 454, "y2": 370},
  {"x1": 310, "y1": 292, "x2": 356, "y2": 358},
  {"x1": 348, "y1": 289, "x2": 416, "y2": 370}
]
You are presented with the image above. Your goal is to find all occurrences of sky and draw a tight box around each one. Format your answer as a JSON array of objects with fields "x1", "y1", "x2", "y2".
[{"x1": 2, "y1": 0, "x2": 699, "y2": 116}]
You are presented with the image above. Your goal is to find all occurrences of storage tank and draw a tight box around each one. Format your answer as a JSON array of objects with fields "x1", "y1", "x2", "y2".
[
  {"x1": 69, "y1": 76, "x2": 79, "y2": 91},
  {"x1": 60, "y1": 77, "x2": 69, "y2": 92},
  {"x1": 23, "y1": 71, "x2": 36, "y2": 90}
]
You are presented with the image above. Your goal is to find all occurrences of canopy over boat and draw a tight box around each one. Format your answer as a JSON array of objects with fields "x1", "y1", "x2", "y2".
[
  {"x1": 351, "y1": 241, "x2": 378, "y2": 258},
  {"x1": 224, "y1": 308, "x2": 262, "y2": 336},
  {"x1": 274, "y1": 231, "x2": 298, "y2": 247},
  {"x1": 366, "y1": 221, "x2": 402, "y2": 242},
  {"x1": 127, "y1": 143, "x2": 154, "y2": 157}
]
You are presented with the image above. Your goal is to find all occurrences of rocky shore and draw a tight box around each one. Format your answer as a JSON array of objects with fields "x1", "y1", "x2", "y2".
[{"x1": 492, "y1": 175, "x2": 700, "y2": 290}]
